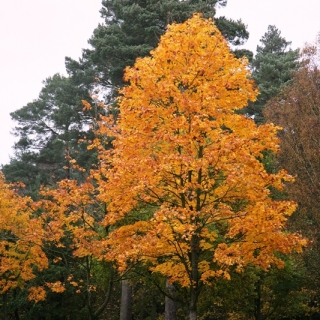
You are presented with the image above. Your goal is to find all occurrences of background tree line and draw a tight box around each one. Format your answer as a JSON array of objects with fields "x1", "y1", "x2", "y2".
[{"x1": 0, "y1": 1, "x2": 318, "y2": 319}]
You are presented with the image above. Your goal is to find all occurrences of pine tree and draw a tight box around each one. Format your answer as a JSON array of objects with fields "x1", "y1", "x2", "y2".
[
  {"x1": 2, "y1": 74, "x2": 100, "y2": 195},
  {"x1": 249, "y1": 25, "x2": 299, "y2": 123},
  {"x1": 66, "y1": 0, "x2": 250, "y2": 102}
]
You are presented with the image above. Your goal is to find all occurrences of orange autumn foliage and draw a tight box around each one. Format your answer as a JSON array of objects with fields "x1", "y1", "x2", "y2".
[
  {"x1": 90, "y1": 14, "x2": 306, "y2": 290},
  {"x1": 37, "y1": 178, "x2": 100, "y2": 258},
  {"x1": 24, "y1": 178, "x2": 104, "y2": 302},
  {"x1": 0, "y1": 173, "x2": 47, "y2": 298}
]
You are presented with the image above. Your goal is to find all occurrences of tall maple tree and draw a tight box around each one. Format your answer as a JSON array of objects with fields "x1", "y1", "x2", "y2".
[{"x1": 90, "y1": 15, "x2": 306, "y2": 319}]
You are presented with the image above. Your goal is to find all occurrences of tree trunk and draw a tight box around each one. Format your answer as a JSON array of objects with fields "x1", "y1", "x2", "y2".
[
  {"x1": 120, "y1": 280, "x2": 132, "y2": 320},
  {"x1": 189, "y1": 234, "x2": 199, "y2": 320},
  {"x1": 189, "y1": 310, "x2": 197, "y2": 320},
  {"x1": 165, "y1": 279, "x2": 177, "y2": 320}
]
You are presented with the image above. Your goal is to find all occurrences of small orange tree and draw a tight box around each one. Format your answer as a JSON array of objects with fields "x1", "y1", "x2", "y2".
[
  {"x1": 0, "y1": 173, "x2": 47, "y2": 302},
  {"x1": 91, "y1": 14, "x2": 306, "y2": 319},
  {"x1": 32, "y1": 178, "x2": 115, "y2": 318}
]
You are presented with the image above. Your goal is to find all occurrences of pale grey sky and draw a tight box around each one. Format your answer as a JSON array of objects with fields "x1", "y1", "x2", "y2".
[
  {"x1": 217, "y1": 0, "x2": 320, "y2": 53},
  {"x1": 1, "y1": 0, "x2": 320, "y2": 166},
  {"x1": 0, "y1": 0, "x2": 102, "y2": 165}
]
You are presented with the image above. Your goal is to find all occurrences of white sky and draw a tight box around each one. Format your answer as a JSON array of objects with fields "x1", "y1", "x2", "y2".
[{"x1": 1, "y1": 0, "x2": 320, "y2": 166}]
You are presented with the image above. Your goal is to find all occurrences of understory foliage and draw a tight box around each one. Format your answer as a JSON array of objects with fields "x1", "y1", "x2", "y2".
[{"x1": 90, "y1": 14, "x2": 306, "y2": 319}]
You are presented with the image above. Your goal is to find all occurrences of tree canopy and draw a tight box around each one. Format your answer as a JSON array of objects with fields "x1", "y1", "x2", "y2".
[{"x1": 90, "y1": 14, "x2": 306, "y2": 319}]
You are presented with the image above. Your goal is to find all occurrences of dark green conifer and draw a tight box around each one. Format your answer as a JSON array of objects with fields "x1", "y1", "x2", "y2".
[
  {"x1": 249, "y1": 25, "x2": 299, "y2": 123},
  {"x1": 66, "y1": 0, "x2": 250, "y2": 101}
]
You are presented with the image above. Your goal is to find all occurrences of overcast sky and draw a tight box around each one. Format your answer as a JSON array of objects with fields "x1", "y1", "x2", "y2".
[{"x1": 1, "y1": 0, "x2": 320, "y2": 166}]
